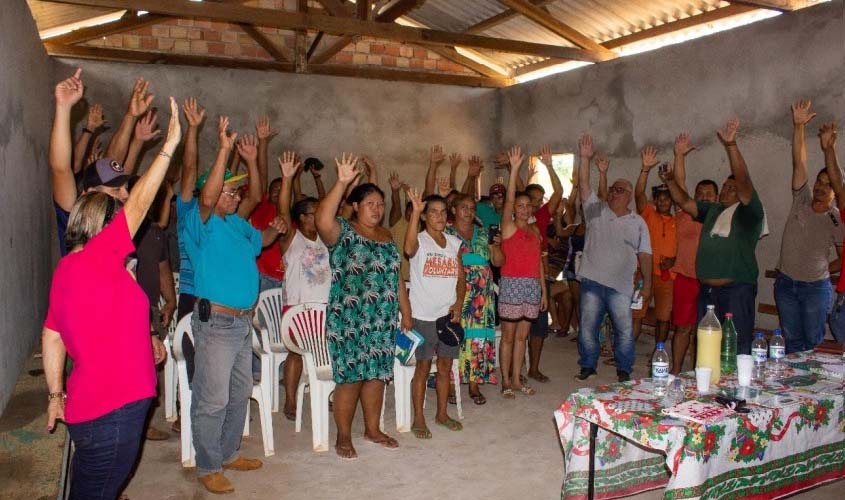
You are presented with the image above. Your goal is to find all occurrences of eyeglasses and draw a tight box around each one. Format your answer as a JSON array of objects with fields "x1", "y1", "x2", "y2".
[
  {"x1": 609, "y1": 186, "x2": 631, "y2": 194},
  {"x1": 222, "y1": 190, "x2": 240, "y2": 198}
]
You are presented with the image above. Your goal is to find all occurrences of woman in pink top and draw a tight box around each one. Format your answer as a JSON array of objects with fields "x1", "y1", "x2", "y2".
[
  {"x1": 42, "y1": 97, "x2": 180, "y2": 500},
  {"x1": 498, "y1": 146, "x2": 547, "y2": 398}
]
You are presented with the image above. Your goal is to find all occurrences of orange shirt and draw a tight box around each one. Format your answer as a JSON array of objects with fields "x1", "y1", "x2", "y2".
[
  {"x1": 640, "y1": 204, "x2": 677, "y2": 278},
  {"x1": 671, "y1": 211, "x2": 702, "y2": 279}
]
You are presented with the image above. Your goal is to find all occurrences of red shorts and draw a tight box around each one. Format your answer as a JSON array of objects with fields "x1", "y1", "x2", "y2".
[{"x1": 672, "y1": 274, "x2": 699, "y2": 327}]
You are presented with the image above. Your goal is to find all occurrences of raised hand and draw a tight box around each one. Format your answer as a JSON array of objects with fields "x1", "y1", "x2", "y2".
[
  {"x1": 218, "y1": 116, "x2": 237, "y2": 150},
  {"x1": 361, "y1": 155, "x2": 377, "y2": 174},
  {"x1": 527, "y1": 161, "x2": 538, "y2": 181},
  {"x1": 54, "y1": 68, "x2": 84, "y2": 107},
  {"x1": 791, "y1": 99, "x2": 817, "y2": 126},
  {"x1": 278, "y1": 151, "x2": 301, "y2": 178},
  {"x1": 437, "y1": 176, "x2": 450, "y2": 195},
  {"x1": 389, "y1": 171, "x2": 402, "y2": 190},
  {"x1": 640, "y1": 145, "x2": 659, "y2": 171},
  {"x1": 182, "y1": 97, "x2": 205, "y2": 128},
  {"x1": 658, "y1": 162, "x2": 675, "y2": 184},
  {"x1": 236, "y1": 134, "x2": 258, "y2": 163},
  {"x1": 430, "y1": 145, "x2": 445, "y2": 167},
  {"x1": 674, "y1": 133, "x2": 696, "y2": 157},
  {"x1": 717, "y1": 117, "x2": 740, "y2": 145},
  {"x1": 128, "y1": 78, "x2": 154, "y2": 118},
  {"x1": 495, "y1": 151, "x2": 509, "y2": 168},
  {"x1": 449, "y1": 153, "x2": 462, "y2": 169},
  {"x1": 819, "y1": 122, "x2": 838, "y2": 152},
  {"x1": 255, "y1": 115, "x2": 278, "y2": 140},
  {"x1": 407, "y1": 187, "x2": 426, "y2": 214},
  {"x1": 334, "y1": 152, "x2": 360, "y2": 184},
  {"x1": 467, "y1": 155, "x2": 484, "y2": 177},
  {"x1": 134, "y1": 110, "x2": 160, "y2": 142},
  {"x1": 595, "y1": 152, "x2": 610, "y2": 173},
  {"x1": 164, "y1": 97, "x2": 182, "y2": 147},
  {"x1": 539, "y1": 144, "x2": 552, "y2": 166},
  {"x1": 578, "y1": 134, "x2": 594, "y2": 159},
  {"x1": 86, "y1": 103, "x2": 106, "y2": 131},
  {"x1": 507, "y1": 145, "x2": 525, "y2": 171}
]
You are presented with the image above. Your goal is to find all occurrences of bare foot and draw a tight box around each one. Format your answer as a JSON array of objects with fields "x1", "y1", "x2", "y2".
[
  {"x1": 335, "y1": 438, "x2": 358, "y2": 460},
  {"x1": 364, "y1": 430, "x2": 399, "y2": 449}
]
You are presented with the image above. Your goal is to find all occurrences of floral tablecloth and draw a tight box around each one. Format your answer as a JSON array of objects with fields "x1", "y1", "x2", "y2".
[{"x1": 554, "y1": 352, "x2": 845, "y2": 500}]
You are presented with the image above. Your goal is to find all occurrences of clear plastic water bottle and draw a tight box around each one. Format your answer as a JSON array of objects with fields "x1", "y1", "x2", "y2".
[
  {"x1": 720, "y1": 313, "x2": 737, "y2": 375},
  {"x1": 768, "y1": 329, "x2": 786, "y2": 376},
  {"x1": 751, "y1": 331, "x2": 767, "y2": 380},
  {"x1": 652, "y1": 342, "x2": 670, "y2": 397}
]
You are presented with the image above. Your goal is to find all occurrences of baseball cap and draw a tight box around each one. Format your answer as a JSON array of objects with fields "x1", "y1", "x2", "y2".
[
  {"x1": 489, "y1": 183, "x2": 506, "y2": 196},
  {"x1": 81, "y1": 158, "x2": 128, "y2": 190},
  {"x1": 195, "y1": 170, "x2": 248, "y2": 190}
]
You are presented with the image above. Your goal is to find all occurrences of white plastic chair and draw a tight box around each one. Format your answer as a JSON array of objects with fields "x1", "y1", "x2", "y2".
[
  {"x1": 172, "y1": 315, "x2": 276, "y2": 466},
  {"x1": 393, "y1": 357, "x2": 462, "y2": 433},
  {"x1": 279, "y1": 302, "x2": 335, "y2": 452},
  {"x1": 254, "y1": 289, "x2": 289, "y2": 413},
  {"x1": 160, "y1": 272, "x2": 180, "y2": 422},
  {"x1": 245, "y1": 328, "x2": 275, "y2": 457}
]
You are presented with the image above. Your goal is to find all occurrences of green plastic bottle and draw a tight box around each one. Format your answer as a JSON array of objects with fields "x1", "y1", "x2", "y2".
[{"x1": 720, "y1": 312, "x2": 737, "y2": 375}]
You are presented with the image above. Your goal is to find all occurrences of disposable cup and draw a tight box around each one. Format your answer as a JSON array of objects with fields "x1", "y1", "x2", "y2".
[
  {"x1": 736, "y1": 355, "x2": 753, "y2": 386},
  {"x1": 695, "y1": 367, "x2": 712, "y2": 393}
]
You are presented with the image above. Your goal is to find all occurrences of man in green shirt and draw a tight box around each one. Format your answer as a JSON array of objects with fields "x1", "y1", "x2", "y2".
[{"x1": 660, "y1": 118, "x2": 764, "y2": 355}]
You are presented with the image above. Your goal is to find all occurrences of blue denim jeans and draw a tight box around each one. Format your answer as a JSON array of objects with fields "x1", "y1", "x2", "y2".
[
  {"x1": 191, "y1": 309, "x2": 253, "y2": 476},
  {"x1": 259, "y1": 274, "x2": 283, "y2": 293},
  {"x1": 698, "y1": 282, "x2": 757, "y2": 355},
  {"x1": 67, "y1": 398, "x2": 152, "y2": 500},
  {"x1": 774, "y1": 273, "x2": 833, "y2": 353},
  {"x1": 578, "y1": 278, "x2": 635, "y2": 375}
]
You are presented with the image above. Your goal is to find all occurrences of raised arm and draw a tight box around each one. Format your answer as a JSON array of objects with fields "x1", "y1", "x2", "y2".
[
  {"x1": 595, "y1": 152, "x2": 610, "y2": 201},
  {"x1": 72, "y1": 104, "x2": 106, "y2": 173},
  {"x1": 820, "y1": 123, "x2": 844, "y2": 210},
  {"x1": 635, "y1": 146, "x2": 658, "y2": 213},
  {"x1": 179, "y1": 97, "x2": 205, "y2": 202},
  {"x1": 277, "y1": 151, "x2": 300, "y2": 254},
  {"x1": 106, "y1": 78, "x2": 153, "y2": 163},
  {"x1": 255, "y1": 115, "x2": 277, "y2": 194},
  {"x1": 501, "y1": 146, "x2": 525, "y2": 239},
  {"x1": 199, "y1": 117, "x2": 237, "y2": 223},
  {"x1": 361, "y1": 155, "x2": 379, "y2": 186},
  {"x1": 449, "y1": 153, "x2": 462, "y2": 190},
  {"x1": 124, "y1": 97, "x2": 181, "y2": 236},
  {"x1": 50, "y1": 68, "x2": 85, "y2": 212},
  {"x1": 311, "y1": 167, "x2": 326, "y2": 200},
  {"x1": 236, "y1": 134, "x2": 262, "y2": 218},
  {"x1": 658, "y1": 164, "x2": 698, "y2": 218},
  {"x1": 156, "y1": 181, "x2": 174, "y2": 228},
  {"x1": 316, "y1": 153, "x2": 360, "y2": 246},
  {"x1": 123, "y1": 110, "x2": 160, "y2": 176},
  {"x1": 539, "y1": 145, "x2": 564, "y2": 214},
  {"x1": 461, "y1": 155, "x2": 483, "y2": 198},
  {"x1": 791, "y1": 100, "x2": 816, "y2": 190},
  {"x1": 577, "y1": 134, "x2": 594, "y2": 202},
  {"x1": 403, "y1": 188, "x2": 425, "y2": 259},
  {"x1": 717, "y1": 118, "x2": 754, "y2": 204},
  {"x1": 673, "y1": 132, "x2": 697, "y2": 194},
  {"x1": 424, "y1": 145, "x2": 445, "y2": 197},
  {"x1": 388, "y1": 171, "x2": 404, "y2": 227}
]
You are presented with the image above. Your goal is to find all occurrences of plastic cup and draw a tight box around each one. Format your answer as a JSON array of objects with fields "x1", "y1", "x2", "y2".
[
  {"x1": 695, "y1": 367, "x2": 712, "y2": 393},
  {"x1": 736, "y1": 355, "x2": 753, "y2": 386}
]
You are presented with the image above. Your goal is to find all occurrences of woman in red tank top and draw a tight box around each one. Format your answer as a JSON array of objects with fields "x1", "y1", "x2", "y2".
[{"x1": 498, "y1": 146, "x2": 547, "y2": 399}]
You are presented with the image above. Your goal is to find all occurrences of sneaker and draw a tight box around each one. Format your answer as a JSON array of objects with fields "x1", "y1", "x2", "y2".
[
  {"x1": 574, "y1": 368, "x2": 597, "y2": 381},
  {"x1": 617, "y1": 370, "x2": 631, "y2": 382}
]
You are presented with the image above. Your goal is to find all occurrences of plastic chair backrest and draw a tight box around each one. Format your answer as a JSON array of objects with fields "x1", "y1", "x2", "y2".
[
  {"x1": 171, "y1": 314, "x2": 194, "y2": 362},
  {"x1": 280, "y1": 302, "x2": 332, "y2": 381},
  {"x1": 256, "y1": 288, "x2": 286, "y2": 352}
]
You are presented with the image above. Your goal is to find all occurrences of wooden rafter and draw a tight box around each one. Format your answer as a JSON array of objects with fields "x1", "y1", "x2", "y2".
[
  {"x1": 465, "y1": 0, "x2": 556, "y2": 35},
  {"x1": 43, "y1": 42, "x2": 508, "y2": 87},
  {"x1": 357, "y1": 0, "x2": 371, "y2": 20},
  {"x1": 728, "y1": 0, "x2": 797, "y2": 11},
  {"x1": 294, "y1": 0, "x2": 308, "y2": 72},
  {"x1": 423, "y1": 46, "x2": 512, "y2": 81},
  {"x1": 497, "y1": 0, "x2": 616, "y2": 61},
  {"x1": 240, "y1": 24, "x2": 289, "y2": 63},
  {"x1": 310, "y1": 0, "x2": 425, "y2": 64},
  {"x1": 43, "y1": 0, "x2": 604, "y2": 60},
  {"x1": 46, "y1": 12, "x2": 166, "y2": 44}
]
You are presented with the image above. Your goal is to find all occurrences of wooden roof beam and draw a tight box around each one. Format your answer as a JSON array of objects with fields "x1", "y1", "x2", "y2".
[
  {"x1": 465, "y1": 0, "x2": 555, "y2": 35},
  {"x1": 44, "y1": 12, "x2": 166, "y2": 44},
  {"x1": 728, "y1": 1, "x2": 797, "y2": 12}
]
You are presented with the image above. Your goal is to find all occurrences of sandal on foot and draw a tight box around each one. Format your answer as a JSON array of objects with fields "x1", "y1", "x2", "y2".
[
  {"x1": 518, "y1": 386, "x2": 536, "y2": 396},
  {"x1": 528, "y1": 372, "x2": 550, "y2": 383},
  {"x1": 335, "y1": 444, "x2": 358, "y2": 460},
  {"x1": 412, "y1": 426, "x2": 432, "y2": 439},
  {"x1": 447, "y1": 394, "x2": 457, "y2": 405},
  {"x1": 282, "y1": 408, "x2": 296, "y2": 422},
  {"x1": 501, "y1": 388, "x2": 516, "y2": 400},
  {"x1": 435, "y1": 418, "x2": 463, "y2": 431},
  {"x1": 470, "y1": 392, "x2": 486, "y2": 405},
  {"x1": 363, "y1": 435, "x2": 399, "y2": 449}
]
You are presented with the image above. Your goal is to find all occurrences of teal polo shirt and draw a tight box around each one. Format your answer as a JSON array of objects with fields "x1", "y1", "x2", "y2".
[
  {"x1": 183, "y1": 205, "x2": 263, "y2": 309},
  {"x1": 476, "y1": 202, "x2": 502, "y2": 229}
]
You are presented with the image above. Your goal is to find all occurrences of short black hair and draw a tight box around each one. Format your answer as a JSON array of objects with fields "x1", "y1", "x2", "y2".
[
  {"x1": 347, "y1": 183, "x2": 384, "y2": 206},
  {"x1": 292, "y1": 197, "x2": 318, "y2": 223},
  {"x1": 423, "y1": 194, "x2": 448, "y2": 214},
  {"x1": 525, "y1": 184, "x2": 545, "y2": 195},
  {"x1": 727, "y1": 174, "x2": 736, "y2": 181},
  {"x1": 696, "y1": 179, "x2": 719, "y2": 195},
  {"x1": 269, "y1": 178, "x2": 282, "y2": 194}
]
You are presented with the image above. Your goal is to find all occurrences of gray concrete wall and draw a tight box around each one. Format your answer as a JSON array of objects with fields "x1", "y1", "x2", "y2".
[
  {"x1": 53, "y1": 59, "x2": 500, "y2": 201},
  {"x1": 0, "y1": 1, "x2": 55, "y2": 413},
  {"x1": 499, "y1": 0, "x2": 845, "y2": 328}
]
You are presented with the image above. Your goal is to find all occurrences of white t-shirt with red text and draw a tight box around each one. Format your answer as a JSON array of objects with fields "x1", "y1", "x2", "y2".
[{"x1": 409, "y1": 231, "x2": 461, "y2": 321}]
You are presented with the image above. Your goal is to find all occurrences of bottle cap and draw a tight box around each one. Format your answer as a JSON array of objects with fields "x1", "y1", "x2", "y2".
[
  {"x1": 725, "y1": 312, "x2": 733, "y2": 318},
  {"x1": 706, "y1": 304, "x2": 715, "y2": 310},
  {"x1": 656, "y1": 342, "x2": 665, "y2": 350},
  {"x1": 755, "y1": 331, "x2": 765, "y2": 338},
  {"x1": 773, "y1": 328, "x2": 782, "y2": 336}
]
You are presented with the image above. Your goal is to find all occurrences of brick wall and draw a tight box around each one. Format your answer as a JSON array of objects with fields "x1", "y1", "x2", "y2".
[{"x1": 81, "y1": 0, "x2": 477, "y2": 76}]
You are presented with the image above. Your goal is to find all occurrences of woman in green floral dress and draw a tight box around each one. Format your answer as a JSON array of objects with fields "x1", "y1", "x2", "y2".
[
  {"x1": 447, "y1": 194, "x2": 505, "y2": 404},
  {"x1": 316, "y1": 154, "x2": 412, "y2": 460}
]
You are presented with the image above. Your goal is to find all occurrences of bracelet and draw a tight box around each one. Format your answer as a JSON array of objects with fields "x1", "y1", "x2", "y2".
[
  {"x1": 724, "y1": 141, "x2": 737, "y2": 146},
  {"x1": 82, "y1": 128, "x2": 94, "y2": 134},
  {"x1": 158, "y1": 150, "x2": 172, "y2": 159},
  {"x1": 48, "y1": 392, "x2": 66, "y2": 402}
]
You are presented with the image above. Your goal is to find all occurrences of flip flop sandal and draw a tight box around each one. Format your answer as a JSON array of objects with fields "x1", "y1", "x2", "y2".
[
  {"x1": 412, "y1": 426, "x2": 432, "y2": 439},
  {"x1": 363, "y1": 435, "x2": 400, "y2": 449},
  {"x1": 470, "y1": 393, "x2": 487, "y2": 405},
  {"x1": 528, "y1": 373, "x2": 550, "y2": 383},
  {"x1": 435, "y1": 418, "x2": 463, "y2": 431},
  {"x1": 335, "y1": 444, "x2": 358, "y2": 460},
  {"x1": 518, "y1": 386, "x2": 536, "y2": 396},
  {"x1": 283, "y1": 408, "x2": 296, "y2": 421},
  {"x1": 501, "y1": 388, "x2": 516, "y2": 400}
]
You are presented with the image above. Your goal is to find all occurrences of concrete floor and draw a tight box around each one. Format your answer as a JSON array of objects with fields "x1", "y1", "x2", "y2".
[{"x1": 120, "y1": 333, "x2": 844, "y2": 500}]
